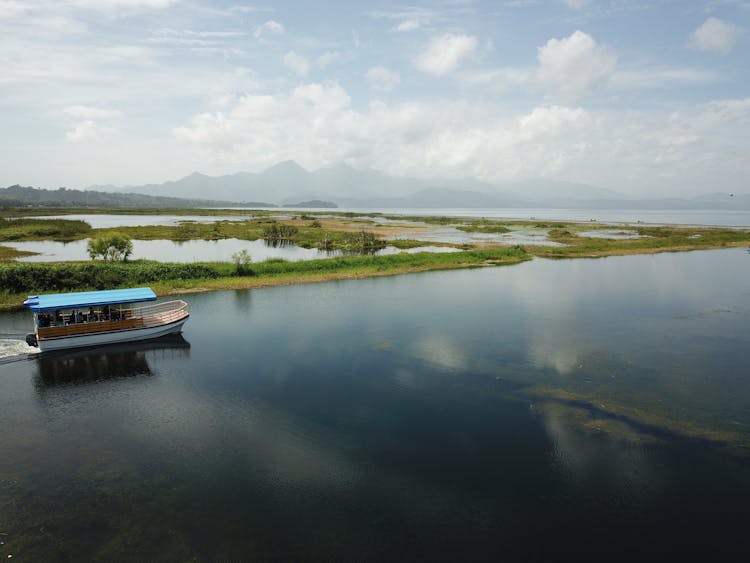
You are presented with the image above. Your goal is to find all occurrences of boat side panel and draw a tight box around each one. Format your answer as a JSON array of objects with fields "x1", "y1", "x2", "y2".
[{"x1": 37, "y1": 317, "x2": 188, "y2": 352}]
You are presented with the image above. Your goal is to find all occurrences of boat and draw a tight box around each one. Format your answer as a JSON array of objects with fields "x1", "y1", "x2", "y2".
[{"x1": 23, "y1": 287, "x2": 189, "y2": 352}]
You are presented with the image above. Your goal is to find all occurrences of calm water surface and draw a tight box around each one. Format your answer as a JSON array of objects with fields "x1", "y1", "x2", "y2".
[
  {"x1": 1, "y1": 249, "x2": 750, "y2": 561},
  {"x1": 338, "y1": 207, "x2": 750, "y2": 227},
  {"x1": 8, "y1": 238, "x2": 459, "y2": 263},
  {"x1": 26, "y1": 214, "x2": 260, "y2": 228},
  {"x1": 33, "y1": 208, "x2": 750, "y2": 229}
]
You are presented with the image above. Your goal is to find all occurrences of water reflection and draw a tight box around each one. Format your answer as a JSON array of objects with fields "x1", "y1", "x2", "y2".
[
  {"x1": 34, "y1": 335, "x2": 191, "y2": 388},
  {"x1": 264, "y1": 239, "x2": 296, "y2": 248},
  {"x1": 27, "y1": 213, "x2": 259, "y2": 228},
  {"x1": 11, "y1": 238, "x2": 332, "y2": 263},
  {"x1": 9, "y1": 237, "x2": 460, "y2": 263}
]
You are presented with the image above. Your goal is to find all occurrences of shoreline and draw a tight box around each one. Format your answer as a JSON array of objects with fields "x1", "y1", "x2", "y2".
[{"x1": 0, "y1": 249, "x2": 529, "y2": 311}]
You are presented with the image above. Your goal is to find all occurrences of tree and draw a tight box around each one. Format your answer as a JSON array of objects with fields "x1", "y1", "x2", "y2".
[
  {"x1": 231, "y1": 248, "x2": 252, "y2": 275},
  {"x1": 87, "y1": 234, "x2": 133, "y2": 261}
]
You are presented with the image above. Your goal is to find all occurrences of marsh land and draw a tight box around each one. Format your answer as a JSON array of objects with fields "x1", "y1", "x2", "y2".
[{"x1": 2, "y1": 207, "x2": 749, "y2": 309}]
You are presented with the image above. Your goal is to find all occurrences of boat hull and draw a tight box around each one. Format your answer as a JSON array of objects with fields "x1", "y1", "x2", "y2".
[{"x1": 37, "y1": 316, "x2": 188, "y2": 352}]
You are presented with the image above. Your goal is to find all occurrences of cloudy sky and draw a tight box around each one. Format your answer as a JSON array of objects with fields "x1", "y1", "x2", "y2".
[{"x1": 1, "y1": 0, "x2": 748, "y2": 196}]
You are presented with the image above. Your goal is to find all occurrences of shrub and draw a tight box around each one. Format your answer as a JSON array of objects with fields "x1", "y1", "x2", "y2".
[
  {"x1": 0, "y1": 262, "x2": 219, "y2": 293},
  {"x1": 341, "y1": 231, "x2": 386, "y2": 253},
  {"x1": 231, "y1": 249, "x2": 253, "y2": 275},
  {"x1": 262, "y1": 224, "x2": 298, "y2": 240},
  {"x1": 87, "y1": 234, "x2": 133, "y2": 261},
  {"x1": 317, "y1": 235, "x2": 334, "y2": 251}
]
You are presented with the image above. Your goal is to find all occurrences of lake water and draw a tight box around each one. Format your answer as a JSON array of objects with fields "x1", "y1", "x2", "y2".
[
  {"x1": 26, "y1": 214, "x2": 262, "y2": 228},
  {"x1": 1, "y1": 249, "x2": 749, "y2": 560},
  {"x1": 338, "y1": 208, "x2": 750, "y2": 227},
  {"x1": 29, "y1": 208, "x2": 750, "y2": 230},
  {"x1": 8, "y1": 238, "x2": 459, "y2": 263},
  {"x1": 392, "y1": 226, "x2": 565, "y2": 246}
]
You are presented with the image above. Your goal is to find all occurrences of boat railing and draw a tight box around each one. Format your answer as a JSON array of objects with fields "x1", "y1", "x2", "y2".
[
  {"x1": 37, "y1": 300, "x2": 188, "y2": 339},
  {"x1": 131, "y1": 300, "x2": 189, "y2": 328}
]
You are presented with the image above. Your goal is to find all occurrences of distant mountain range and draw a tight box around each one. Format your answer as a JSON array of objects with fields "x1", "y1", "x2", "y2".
[
  {"x1": 89, "y1": 161, "x2": 750, "y2": 210},
  {"x1": 5, "y1": 162, "x2": 749, "y2": 211}
]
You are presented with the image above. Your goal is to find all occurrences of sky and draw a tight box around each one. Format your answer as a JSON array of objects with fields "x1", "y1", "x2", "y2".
[{"x1": 1, "y1": 0, "x2": 749, "y2": 197}]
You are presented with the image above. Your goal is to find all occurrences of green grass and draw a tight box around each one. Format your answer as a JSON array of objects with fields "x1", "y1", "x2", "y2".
[
  {"x1": 92, "y1": 220, "x2": 265, "y2": 242},
  {"x1": 456, "y1": 222, "x2": 511, "y2": 234},
  {"x1": 0, "y1": 217, "x2": 91, "y2": 241},
  {"x1": 387, "y1": 239, "x2": 436, "y2": 249},
  {"x1": 0, "y1": 247, "x2": 529, "y2": 309}
]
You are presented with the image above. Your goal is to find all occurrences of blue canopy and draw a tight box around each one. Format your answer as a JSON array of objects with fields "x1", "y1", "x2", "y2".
[{"x1": 24, "y1": 287, "x2": 157, "y2": 312}]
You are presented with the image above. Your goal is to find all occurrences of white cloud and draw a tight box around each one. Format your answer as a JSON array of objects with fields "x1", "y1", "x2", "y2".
[
  {"x1": 316, "y1": 51, "x2": 336, "y2": 69},
  {"x1": 415, "y1": 34, "x2": 478, "y2": 76},
  {"x1": 518, "y1": 105, "x2": 588, "y2": 141},
  {"x1": 396, "y1": 19, "x2": 420, "y2": 32},
  {"x1": 230, "y1": 4, "x2": 274, "y2": 14},
  {"x1": 366, "y1": 66, "x2": 401, "y2": 91},
  {"x1": 34, "y1": 0, "x2": 179, "y2": 14},
  {"x1": 172, "y1": 81, "x2": 592, "y2": 181},
  {"x1": 62, "y1": 104, "x2": 121, "y2": 143},
  {"x1": 63, "y1": 105, "x2": 122, "y2": 119},
  {"x1": 563, "y1": 0, "x2": 590, "y2": 9},
  {"x1": 254, "y1": 19, "x2": 285, "y2": 40},
  {"x1": 611, "y1": 67, "x2": 723, "y2": 89},
  {"x1": 0, "y1": 1, "x2": 29, "y2": 17},
  {"x1": 366, "y1": 7, "x2": 437, "y2": 22},
  {"x1": 172, "y1": 77, "x2": 750, "y2": 195},
  {"x1": 283, "y1": 51, "x2": 335, "y2": 77},
  {"x1": 70, "y1": 0, "x2": 176, "y2": 6},
  {"x1": 459, "y1": 67, "x2": 531, "y2": 93},
  {"x1": 283, "y1": 51, "x2": 311, "y2": 77},
  {"x1": 690, "y1": 17, "x2": 742, "y2": 54},
  {"x1": 66, "y1": 120, "x2": 100, "y2": 142},
  {"x1": 536, "y1": 30, "x2": 616, "y2": 101}
]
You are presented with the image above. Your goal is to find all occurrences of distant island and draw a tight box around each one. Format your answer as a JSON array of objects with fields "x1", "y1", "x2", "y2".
[{"x1": 283, "y1": 200, "x2": 338, "y2": 208}]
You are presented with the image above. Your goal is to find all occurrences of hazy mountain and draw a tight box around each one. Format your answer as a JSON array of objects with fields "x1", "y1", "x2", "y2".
[
  {"x1": 101, "y1": 161, "x2": 614, "y2": 205},
  {"x1": 330, "y1": 189, "x2": 518, "y2": 209},
  {"x1": 87, "y1": 161, "x2": 750, "y2": 210},
  {"x1": 0, "y1": 185, "x2": 274, "y2": 208}
]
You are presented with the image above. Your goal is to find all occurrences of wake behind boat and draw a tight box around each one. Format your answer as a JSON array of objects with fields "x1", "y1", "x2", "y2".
[{"x1": 23, "y1": 287, "x2": 189, "y2": 352}]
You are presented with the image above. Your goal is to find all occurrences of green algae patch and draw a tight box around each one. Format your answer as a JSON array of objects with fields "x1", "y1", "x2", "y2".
[
  {"x1": 522, "y1": 385, "x2": 747, "y2": 449},
  {"x1": 529, "y1": 401, "x2": 666, "y2": 446}
]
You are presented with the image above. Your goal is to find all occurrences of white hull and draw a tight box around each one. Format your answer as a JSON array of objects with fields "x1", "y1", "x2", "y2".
[{"x1": 37, "y1": 317, "x2": 188, "y2": 352}]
